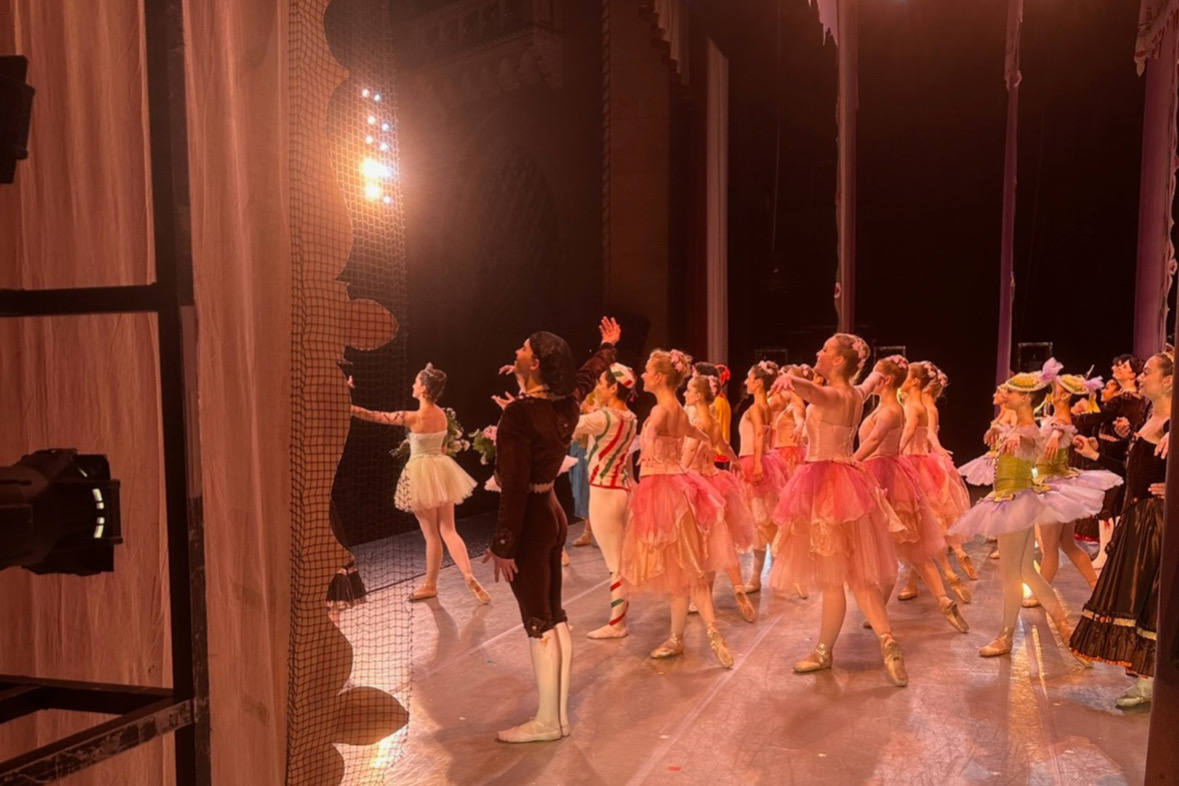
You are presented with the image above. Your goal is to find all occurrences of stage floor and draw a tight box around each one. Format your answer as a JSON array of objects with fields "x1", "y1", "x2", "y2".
[{"x1": 339, "y1": 529, "x2": 1150, "y2": 785}]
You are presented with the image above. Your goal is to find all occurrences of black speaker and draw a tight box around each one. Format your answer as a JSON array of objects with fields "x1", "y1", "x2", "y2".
[
  {"x1": 1016, "y1": 341, "x2": 1053, "y2": 373},
  {"x1": 0, "y1": 55, "x2": 34, "y2": 184}
]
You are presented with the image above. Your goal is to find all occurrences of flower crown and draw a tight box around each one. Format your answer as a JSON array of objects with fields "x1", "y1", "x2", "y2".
[
  {"x1": 716, "y1": 364, "x2": 731, "y2": 385},
  {"x1": 757, "y1": 359, "x2": 776, "y2": 375},
  {"x1": 698, "y1": 374, "x2": 719, "y2": 398},
  {"x1": 852, "y1": 337, "x2": 870, "y2": 363},
  {"x1": 668, "y1": 349, "x2": 690, "y2": 375},
  {"x1": 884, "y1": 354, "x2": 908, "y2": 370}
]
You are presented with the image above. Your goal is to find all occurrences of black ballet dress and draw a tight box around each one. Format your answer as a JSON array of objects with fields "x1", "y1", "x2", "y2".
[{"x1": 1069, "y1": 423, "x2": 1167, "y2": 676}]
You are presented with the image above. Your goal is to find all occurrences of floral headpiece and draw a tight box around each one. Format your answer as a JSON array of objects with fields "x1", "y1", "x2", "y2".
[
  {"x1": 757, "y1": 360, "x2": 777, "y2": 375},
  {"x1": 716, "y1": 364, "x2": 731, "y2": 385},
  {"x1": 1003, "y1": 357, "x2": 1060, "y2": 393},
  {"x1": 852, "y1": 337, "x2": 870, "y2": 364},
  {"x1": 697, "y1": 374, "x2": 719, "y2": 398},
  {"x1": 884, "y1": 354, "x2": 908, "y2": 370},
  {"x1": 1058, "y1": 373, "x2": 1102, "y2": 397},
  {"x1": 668, "y1": 349, "x2": 690, "y2": 376},
  {"x1": 609, "y1": 362, "x2": 636, "y2": 390}
]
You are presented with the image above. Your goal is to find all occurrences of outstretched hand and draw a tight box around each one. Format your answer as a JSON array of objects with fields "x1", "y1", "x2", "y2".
[
  {"x1": 599, "y1": 316, "x2": 622, "y2": 346},
  {"x1": 481, "y1": 550, "x2": 518, "y2": 583},
  {"x1": 1156, "y1": 432, "x2": 1169, "y2": 460},
  {"x1": 770, "y1": 373, "x2": 794, "y2": 397},
  {"x1": 492, "y1": 391, "x2": 517, "y2": 410}
]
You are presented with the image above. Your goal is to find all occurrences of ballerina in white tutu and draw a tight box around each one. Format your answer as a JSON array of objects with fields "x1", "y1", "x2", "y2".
[
  {"x1": 351, "y1": 364, "x2": 490, "y2": 605},
  {"x1": 957, "y1": 385, "x2": 1018, "y2": 487}
]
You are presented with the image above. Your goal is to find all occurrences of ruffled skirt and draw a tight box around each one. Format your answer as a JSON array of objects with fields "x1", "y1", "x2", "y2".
[
  {"x1": 957, "y1": 452, "x2": 997, "y2": 487},
  {"x1": 395, "y1": 455, "x2": 477, "y2": 513},
  {"x1": 948, "y1": 481, "x2": 1102, "y2": 539},
  {"x1": 905, "y1": 454, "x2": 971, "y2": 533},
  {"x1": 620, "y1": 473, "x2": 729, "y2": 597},
  {"x1": 1069, "y1": 498, "x2": 1161, "y2": 676},
  {"x1": 1039, "y1": 470, "x2": 1123, "y2": 528},
  {"x1": 862, "y1": 455, "x2": 946, "y2": 565},
  {"x1": 740, "y1": 453, "x2": 788, "y2": 545},
  {"x1": 768, "y1": 460, "x2": 902, "y2": 591},
  {"x1": 704, "y1": 471, "x2": 757, "y2": 554},
  {"x1": 775, "y1": 445, "x2": 807, "y2": 479}
]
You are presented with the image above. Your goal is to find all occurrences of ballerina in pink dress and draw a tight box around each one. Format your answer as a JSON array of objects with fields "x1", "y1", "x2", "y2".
[
  {"x1": 853, "y1": 356, "x2": 969, "y2": 634},
  {"x1": 684, "y1": 372, "x2": 757, "y2": 623},
  {"x1": 768, "y1": 333, "x2": 910, "y2": 687},
  {"x1": 619, "y1": 349, "x2": 736, "y2": 668},
  {"x1": 736, "y1": 361, "x2": 790, "y2": 593}
]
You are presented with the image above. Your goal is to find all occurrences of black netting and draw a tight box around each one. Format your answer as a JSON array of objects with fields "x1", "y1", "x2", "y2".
[{"x1": 289, "y1": 0, "x2": 413, "y2": 781}]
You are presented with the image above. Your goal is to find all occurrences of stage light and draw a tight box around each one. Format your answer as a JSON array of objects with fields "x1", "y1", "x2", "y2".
[
  {"x1": 365, "y1": 135, "x2": 375, "y2": 145},
  {"x1": 364, "y1": 183, "x2": 383, "y2": 200},
  {"x1": 382, "y1": 195, "x2": 392, "y2": 205},
  {"x1": 367, "y1": 115, "x2": 377, "y2": 125},
  {"x1": 380, "y1": 122, "x2": 390, "y2": 132},
  {"x1": 0, "y1": 449, "x2": 122, "y2": 575},
  {"x1": 361, "y1": 157, "x2": 392, "y2": 180},
  {"x1": 0, "y1": 55, "x2": 35, "y2": 184},
  {"x1": 361, "y1": 88, "x2": 371, "y2": 98},
  {"x1": 373, "y1": 93, "x2": 382, "y2": 102},
  {"x1": 379, "y1": 142, "x2": 389, "y2": 152}
]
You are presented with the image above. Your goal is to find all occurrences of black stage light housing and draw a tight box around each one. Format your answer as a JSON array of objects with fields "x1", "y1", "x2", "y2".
[
  {"x1": 0, "y1": 449, "x2": 122, "y2": 575},
  {"x1": 0, "y1": 55, "x2": 35, "y2": 184}
]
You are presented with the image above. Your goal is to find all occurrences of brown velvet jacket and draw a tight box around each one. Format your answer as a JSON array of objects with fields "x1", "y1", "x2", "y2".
[{"x1": 491, "y1": 344, "x2": 616, "y2": 558}]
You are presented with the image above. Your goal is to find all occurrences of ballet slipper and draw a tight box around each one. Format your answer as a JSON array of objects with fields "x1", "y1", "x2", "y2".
[
  {"x1": 957, "y1": 553, "x2": 979, "y2": 580},
  {"x1": 1021, "y1": 595, "x2": 1041, "y2": 608},
  {"x1": 466, "y1": 575, "x2": 491, "y2": 605},
  {"x1": 707, "y1": 624, "x2": 734, "y2": 669},
  {"x1": 1114, "y1": 677, "x2": 1153, "y2": 709},
  {"x1": 742, "y1": 581, "x2": 761, "y2": 594},
  {"x1": 735, "y1": 589, "x2": 757, "y2": 623},
  {"x1": 897, "y1": 569, "x2": 919, "y2": 601},
  {"x1": 988, "y1": 547, "x2": 1000, "y2": 560},
  {"x1": 408, "y1": 584, "x2": 438, "y2": 602},
  {"x1": 979, "y1": 628, "x2": 1014, "y2": 657},
  {"x1": 561, "y1": 549, "x2": 571, "y2": 567},
  {"x1": 793, "y1": 643, "x2": 833, "y2": 673},
  {"x1": 880, "y1": 634, "x2": 908, "y2": 687},
  {"x1": 571, "y1": 530, "x2": 594, "y2": 547},
  {"x1": 939, "y1": 598, "x2": 969, "y2": 634},
  {"x1": 586, "y1": 622, "x2": 628, "y2": 639},
  {"x1": 793, "y1": 583, "x2": 809, "y2": 600},
  {"x1": 688, "y1": 601, "x2": 698, "y2": 614},
  {"x1": 649, "y1": 635, "x2": 685, "y2": 659},
  {"x1": 497, "y1": 718, "x2": 562, "y2": 743},
  {"x1": 947, "y1": 574, "x2": 972, "y2": 604}
]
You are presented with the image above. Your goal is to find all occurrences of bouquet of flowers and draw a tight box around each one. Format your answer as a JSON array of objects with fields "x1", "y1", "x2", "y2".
[
  {"x1": 390, "y1": 407, "x2": 470, "y2": 460},
  {"x1": 470, "y1": 425, "x2": 497, "y2": 465}
]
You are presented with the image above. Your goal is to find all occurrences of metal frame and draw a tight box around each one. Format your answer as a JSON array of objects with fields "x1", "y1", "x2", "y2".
[{"x1": 0, "y1": 0, "x2": 210, "y2": 782}]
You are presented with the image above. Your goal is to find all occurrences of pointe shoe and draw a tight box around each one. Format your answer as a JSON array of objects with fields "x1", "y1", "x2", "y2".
[
  {"x1": 793, "y1": 643, "x2": 833, "y2": 673},
  {"x1": 688, "y1": 601, "x2": 698, "y2": 614},
  {"x1": 988, "y1": 547, "x2": 1000, "y2": 560},
  {"x1": 561, "y1": 549, "x2": 571, "y2": 567},
  {"x1": 735, "y1": 589, "x2": 758, "y2": 623},
  {"x1": 742, "y1": 581, "x2": 761, "y2": 595},
  {"x1": 939, "y1": 599, "x2": 970, "y2": 634},
  {"x1": 707, "y1": 624, "x2": 735, "y2": 669},
  {"x1": 1115, "y1": 679, "x2": 1153, "y2": 709},
  {"x1": 979, "y1": 628, "x2": 1014, "y2": 657},
  {"x1": 497, "y1": 718, "x2": 562, "y2": 743},
  {"x1": 948, "y1": 574, "x2": 972, "y2": 604},
  {"x1": 466, "y1": 576, "x2": 491, "y2": 605},
  {"x1": 897, "y1": 574, "x2": 919, "y2": 601},
  {"x1": 586, "y1": 622, "x2": 628, "y2": 639},
  {"x1": 1021, "y1": 595, "x2": 1041, "y2": 608},
  {"x1": 793, "y1": 583, "x2": 809, "y2": 600},
  {"x1": 880, "y1": 635, "x2": 908, "y2": 687},
  {"x1": 571, "y1": 530, "x2": 594, "y2": 547},
  {"x1": 649, "y1": 635, "x2": 685, "y2": 659},
  {"x1": 408, "y1": 585, "x2": 438, "y2": 602},
  {"x1": 957, "y1": 553, "x2": 979, "y2": 580}
]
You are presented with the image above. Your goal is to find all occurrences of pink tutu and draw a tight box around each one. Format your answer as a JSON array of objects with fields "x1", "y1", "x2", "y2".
[
  {"x1": 862, "y1": 455, "x2": 947, "y2": 566},
  {"x1": 957, "y1": 452, "x2": 997, "y2": 486},
  {"x1": 769, "y1": 460, "x2": 902, "y2": 592},
  {"x1": 776, "y1": 445, "x2": 807, "y2": 479},
  {"x1": 905, "y1": 454, "x2": 970, "y2": 533},
  {"x1": 620, "y1": 473, "x2": 727, "y2": 597},
  {"x1": 740, "y1": 453, "x2": 788, "y2": 545},
  {"x1": 705, "y1": 470, "x2": 757, "y2": 553}
]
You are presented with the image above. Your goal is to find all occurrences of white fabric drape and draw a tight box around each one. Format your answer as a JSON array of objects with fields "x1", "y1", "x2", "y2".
[{"x1": 0, "y1": 2, "x2": 291, "y2": 783}]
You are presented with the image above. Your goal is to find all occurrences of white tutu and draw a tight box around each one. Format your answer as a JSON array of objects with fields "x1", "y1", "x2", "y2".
[
  {"x1": 957, "y1": 453, "x2": 996, "y2": 486},
  {"x1": 395, "y1": 432, "x2": 477, "y2": 512},
  {"x1": 949, "y1": 483, "x2": 1101, "y2": 539}
]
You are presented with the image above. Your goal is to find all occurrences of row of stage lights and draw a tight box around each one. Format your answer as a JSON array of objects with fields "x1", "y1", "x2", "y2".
[{"x1": 360, "y1": 88, "x2": 396, "y2": 205}]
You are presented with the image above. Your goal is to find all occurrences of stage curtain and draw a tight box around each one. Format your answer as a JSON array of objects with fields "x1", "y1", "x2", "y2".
[{"x1": 0, "y1": 1, "x2": 291, "y2": 783}]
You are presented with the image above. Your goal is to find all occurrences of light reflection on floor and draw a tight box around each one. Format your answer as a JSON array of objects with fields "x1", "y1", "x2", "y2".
[{"x1": 336, "y1": 532, "x2": 1150, "y2": 784}]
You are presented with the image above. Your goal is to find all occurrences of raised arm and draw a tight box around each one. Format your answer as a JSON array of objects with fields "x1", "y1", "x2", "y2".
[
  {"x1": 772, "y1": 373, "x2": 840, "y2": 407},
  {"x1": 350, "y1": 406, "x2": 411, "y2": 427},
  {"x1": 571, "y1": 317, "x2": 620, "y2": 403}
]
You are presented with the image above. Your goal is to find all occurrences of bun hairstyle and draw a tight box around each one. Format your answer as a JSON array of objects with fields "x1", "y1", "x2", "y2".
[
  {"x1": 693, "y1": 361, "x2": 721, "y2": 378},
  {"x1": 528, "y1": 331, "x2": 577, "y2": 396},
  {"x1": 418, "y1": 363, "x2": 447, "y2": 402},
  {"x1": 650, "y1": 349, "x2": 693, "y2": 389},
  {"x1": 907, "y1": 361, "x2": 933, "y2": 389},
  {"x1": 832, "y1": 333, "x2": 870, "y2": 382},
  {"x1": 688, "y1": 374, "x2": 719, "y2": 404},
  {"x1": 877, "y1": 355, "x2": 909, "y2": 389},
  {"x1": 749, "y1": 359, "x2": 779, "y2": 389},
  {"x1": 1153, "y1": 350, "x2": 1175, "y2": 378},
  {"x1": 925, "y1": 364, "x2": 948, "y2": 399}
]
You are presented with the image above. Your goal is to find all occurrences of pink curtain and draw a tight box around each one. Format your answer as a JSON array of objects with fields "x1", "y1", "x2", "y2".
[{"x1": 0, "y1": 1, "x2": 290, "y2": 783}]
